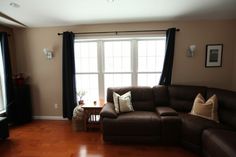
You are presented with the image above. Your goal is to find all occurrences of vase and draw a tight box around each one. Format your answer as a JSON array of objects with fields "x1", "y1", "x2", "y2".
[{"x1": 79, "y1": 100, "x2": 84, "y2": 105}]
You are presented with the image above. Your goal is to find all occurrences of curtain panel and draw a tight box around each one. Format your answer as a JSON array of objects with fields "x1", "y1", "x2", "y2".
[
  {"x1": 159, "y1": 28, "x2": 177, "y2": 85},
  {"x1": 62, "y1": 32, "x2": 77, "y2": 119},
  {"x1": 0, "y1": 32, "x2": 14, "y2": 117}
]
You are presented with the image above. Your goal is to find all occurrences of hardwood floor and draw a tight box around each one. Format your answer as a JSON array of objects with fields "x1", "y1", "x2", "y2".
[{"x1": 0, "y1": 120, "x2": 200, "y2": 157}]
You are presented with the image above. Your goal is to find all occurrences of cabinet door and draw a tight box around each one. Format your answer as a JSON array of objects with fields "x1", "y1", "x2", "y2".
[{"x1": 14, "y1": 84, "x2": 32, "y2": 124}]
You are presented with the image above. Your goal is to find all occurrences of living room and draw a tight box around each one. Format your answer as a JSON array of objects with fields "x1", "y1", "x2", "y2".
[{"x1": 0, "y1": 0, "x2": 236, "y2": 157}]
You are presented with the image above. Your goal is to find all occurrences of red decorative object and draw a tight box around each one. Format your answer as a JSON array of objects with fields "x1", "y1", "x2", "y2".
[{"x1": 13, "y1": 73, "x2": 28, "y2": 86}]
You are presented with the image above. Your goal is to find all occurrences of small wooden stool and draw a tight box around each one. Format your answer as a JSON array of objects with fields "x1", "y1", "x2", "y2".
[{"x1": 0, "y1": 117, "x2": 9, "y2": 139}]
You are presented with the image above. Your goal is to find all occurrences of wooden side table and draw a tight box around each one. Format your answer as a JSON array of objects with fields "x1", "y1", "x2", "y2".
[{"x1": 82, "y1": 101, "x2": 104, "y2": 131}]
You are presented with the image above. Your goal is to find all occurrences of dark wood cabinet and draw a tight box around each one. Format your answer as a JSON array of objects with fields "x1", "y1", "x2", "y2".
[
  {"x1": 0, "y1": 117, "x2": 9, "y2": 139},
  {"x1": 12, "y1": 84, "x2": 32, "y2": 124}
]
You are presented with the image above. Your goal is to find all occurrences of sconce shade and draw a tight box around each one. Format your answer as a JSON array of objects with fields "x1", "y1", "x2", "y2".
[
  {"x1": 187, "y1": 45, "x2": 196, "y2": 57},
  {"x1": 189, "y1": 45, "x2": 196, "y2": 52},
  {"x1": 43, "y1": 48, "x2": 53, "y2": 60}
]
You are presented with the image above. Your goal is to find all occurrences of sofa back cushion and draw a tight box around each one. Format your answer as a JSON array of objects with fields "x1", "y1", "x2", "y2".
[
  {"x1": 168, "y1": 85, "x2": 207, "y2": 112},
  {"x1": 153, "y1": 85, "x2": 169, "y2": 106},
  {"x1": 207, "y1": 88, "x2": 236, "y2": 130},
  {"x1": 107, "y1": 86, "x2": 154, "y2": 111}
]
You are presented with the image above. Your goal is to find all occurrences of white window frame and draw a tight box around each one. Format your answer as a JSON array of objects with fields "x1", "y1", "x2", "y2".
[{"x1": 74, "y1": 35, "x2": 166, "y2": 101}]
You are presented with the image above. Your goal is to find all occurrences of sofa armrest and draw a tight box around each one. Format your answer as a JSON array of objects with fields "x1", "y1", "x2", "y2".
[
  {"x1": 100, "y1": 102, "x2": 117, "y2": 118},
  {"x1": 156, "y1": 107, "x2": 178, "y2": 116}
]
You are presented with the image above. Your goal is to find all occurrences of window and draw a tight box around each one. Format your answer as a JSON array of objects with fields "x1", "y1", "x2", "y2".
[
  {"x1": 74, "y1": 42, "x2": 99, "y2": 101},
  {"x1": 104, "y1": 41, "x2": 132, "y2": 97},
  {"x1": 0, "y1": 43, "x2": 6, "y2": 113},
  {"x1": 137, "y1": 40, "x2": 165, "y2": 86},
  {"x1": 74, "y1": 37, "x2": 165, "y2": 101}
]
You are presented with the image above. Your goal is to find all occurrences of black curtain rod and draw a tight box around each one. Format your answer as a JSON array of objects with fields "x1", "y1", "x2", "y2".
[{"x1": 57, "y1": 28, "x2": 180, "y2": 36}]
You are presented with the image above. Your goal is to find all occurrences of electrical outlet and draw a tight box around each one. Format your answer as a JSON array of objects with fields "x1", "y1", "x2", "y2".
[{"x1": 54, "y1": 104, "x2": 58, "y2": 109}]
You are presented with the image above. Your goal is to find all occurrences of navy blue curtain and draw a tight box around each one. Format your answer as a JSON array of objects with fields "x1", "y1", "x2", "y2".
[
  {"x1": 62, "y1": 32, "x2": 77, "y2": 119},
  {"x1": 0, "y1": 32, "x2": 14, "y2": 116},
  {"x1": 159, "y1": 28, "x2": 176, "y2": 85}
]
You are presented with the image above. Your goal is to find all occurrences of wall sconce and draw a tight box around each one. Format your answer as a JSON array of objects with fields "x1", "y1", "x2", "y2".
[
  {"x1": 187, "y1": 45, "x2": 196, "y2": 57},
  {"x1": 43, "y1": 48, "x2": 53, "y2": 60}
]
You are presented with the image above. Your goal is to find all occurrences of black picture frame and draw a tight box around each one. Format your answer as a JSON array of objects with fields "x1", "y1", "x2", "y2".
[{"x1": 205, "y1": 44, "x2": 223, "y2": 67}]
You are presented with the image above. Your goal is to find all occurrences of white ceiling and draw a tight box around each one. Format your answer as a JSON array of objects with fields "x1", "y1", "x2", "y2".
[{"x1": 0, "y1": 0, "x2": 236, "y2": 28}]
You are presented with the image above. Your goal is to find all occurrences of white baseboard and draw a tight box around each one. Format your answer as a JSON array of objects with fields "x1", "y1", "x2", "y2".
[{"x1": 33, "y1": 116, "x2": 67, "y2": 120}]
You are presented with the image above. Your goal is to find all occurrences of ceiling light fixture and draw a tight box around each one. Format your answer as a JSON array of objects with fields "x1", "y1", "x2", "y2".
[
  {"x1": 107, "y1": 0, "x2": 115, "y2": 3},
  {"x1": 10, "y1": 2, "x2": 20, "y2": 8}
]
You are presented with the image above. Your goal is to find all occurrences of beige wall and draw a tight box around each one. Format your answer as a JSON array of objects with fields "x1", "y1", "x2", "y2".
[
  {"x1": 172, "y1": 21, "x2": 235, "y2": 89},
  {"x1": 13, "y1": 20, "x2": 236, "y2": 117}
]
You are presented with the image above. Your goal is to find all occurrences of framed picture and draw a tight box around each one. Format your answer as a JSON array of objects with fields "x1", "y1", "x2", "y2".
[{"x1": 205, "y1": 44, "x2": 223, "y2": 67}]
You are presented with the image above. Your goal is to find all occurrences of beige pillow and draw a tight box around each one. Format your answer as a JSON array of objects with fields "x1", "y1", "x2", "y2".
[
  {"x1": 190, "y1": 93, "x2": 219, "y2": 122},
  {"x1": 113, "y1": 91, "x2": 134, "y2": 114}
]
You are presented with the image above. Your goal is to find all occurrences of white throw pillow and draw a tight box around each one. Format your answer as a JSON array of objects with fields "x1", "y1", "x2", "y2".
[
  {"x1": 113, "y1": 91, "x2": 134, "y2": 114},
  {"x1": 190, "y1": 93, "x2": 219, "y2": 122}
]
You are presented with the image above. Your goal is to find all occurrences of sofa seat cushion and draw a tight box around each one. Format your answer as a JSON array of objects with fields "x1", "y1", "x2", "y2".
[
  {"x1": 179, "y1": 113, "x2": 227, "y2": 151},
  {"x1": 102, "y1": 111, "x2": 161, "y2": 136},
  {"x1": 202, "y1": 129, "x2": 236, "y2": 157}
]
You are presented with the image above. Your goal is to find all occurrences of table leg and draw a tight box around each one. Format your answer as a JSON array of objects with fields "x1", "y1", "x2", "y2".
[{"x1": 83, "y1": 110, "x2": 87, "y2": 131}]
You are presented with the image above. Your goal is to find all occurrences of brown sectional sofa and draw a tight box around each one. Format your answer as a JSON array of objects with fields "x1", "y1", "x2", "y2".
[{"x1": 100, "y1": 85, "x2": 236, "y2": 156}]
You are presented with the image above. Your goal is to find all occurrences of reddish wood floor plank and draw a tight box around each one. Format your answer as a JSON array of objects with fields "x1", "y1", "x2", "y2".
[{"x1": 0, "y1": 120, "x2": 200, "y2": 157}]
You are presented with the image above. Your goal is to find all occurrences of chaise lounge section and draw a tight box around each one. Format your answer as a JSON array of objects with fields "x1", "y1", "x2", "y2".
[{"x1": 100, "y1": 85, "x2": 236, "y2": 156}]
